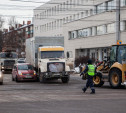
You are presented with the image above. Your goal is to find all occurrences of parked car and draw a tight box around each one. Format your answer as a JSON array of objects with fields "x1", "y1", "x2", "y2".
[
  {"x1": 12, "y1": 63, "x2": 37, "y2": 82},
  {"x1": 17, "y1": 60, "x2": 25, "y2": 63},
  {"x1": 17, "y1": 58, "x2": 26, "y2": 63},
  {"x1": 0, "y1": 71, "x2": 3, "y2": 85}
]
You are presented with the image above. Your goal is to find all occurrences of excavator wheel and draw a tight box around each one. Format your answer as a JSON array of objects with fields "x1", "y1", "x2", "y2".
[
  {"x1": 93, "y1": 72, "x2": 104, "y2": 87},
  {"x1": 109, "y1": 69, "x2": 122, "y2": 88}
]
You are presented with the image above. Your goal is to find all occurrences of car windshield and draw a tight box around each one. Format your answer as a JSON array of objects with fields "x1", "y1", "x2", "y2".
[
  {"x1": 18, "y1": 65, "x2": 33, "y2": 70},
  {"x1": 41, "y1": 51, "x2": 64, "y2": 59}
]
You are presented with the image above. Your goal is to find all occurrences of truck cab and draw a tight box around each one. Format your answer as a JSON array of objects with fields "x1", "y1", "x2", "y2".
[
  {"x1": 38, "y1": 46, "x2": 70, "y2": 83},
  {"x1": 0, "y1": 52, "x2": 18, "y2": 71}
]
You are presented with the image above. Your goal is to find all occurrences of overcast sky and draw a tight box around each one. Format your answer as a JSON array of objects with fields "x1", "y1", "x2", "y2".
[{"x1": 0, "y1": 0, "x2": 50, "y2": 28}]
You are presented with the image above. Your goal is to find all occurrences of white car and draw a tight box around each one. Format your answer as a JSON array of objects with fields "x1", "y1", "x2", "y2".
[
  {"x1": 17, "y1": 58, "x2": 26, "y2": 63},
  {"x1": 0, "y1": 71, "x2": 3, "y2": 85}
]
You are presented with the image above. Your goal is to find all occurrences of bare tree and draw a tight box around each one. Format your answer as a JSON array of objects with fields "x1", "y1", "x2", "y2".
[
  {"x1": 0, "y1": 15, "x2": 4, "y2": 51},
  {"x1": 8, "y1": 16, "x2": 18, "y2": 27}
]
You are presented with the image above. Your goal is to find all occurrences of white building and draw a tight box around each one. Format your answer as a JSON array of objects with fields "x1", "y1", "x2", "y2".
[{"x1": 34, "y1": 0, "x2": 126, "y2": 62}]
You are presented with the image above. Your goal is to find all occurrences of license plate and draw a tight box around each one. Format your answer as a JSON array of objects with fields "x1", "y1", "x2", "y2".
[
  {"x1": 25, "y1": 74, "x2": 30, "y2": 75},
  {"x1": 25, "y1": 76, "x2": 32, "y2": 78},
  {"x1": 53, "y1": 73, "x2": 60, "y2": 76},
  {"x1": 124, "y1": 82, "x2": 126, "y2": 85}
]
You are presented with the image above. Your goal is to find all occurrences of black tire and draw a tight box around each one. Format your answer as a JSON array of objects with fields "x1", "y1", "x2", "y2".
[
  {"x1": 39, "y1": 73, "x2": 46, "y2": 83},
  {"x1": 12, "y1": 75, "x2": 14, "y2": 81},
  {"x1": 16, "y1": 76, "x2": 19, "y2": 82},
  {"x1": 93, "y1": 72, "x2": 104, "y2": 87},
  {"x1": 61, "y1": 75, "x2": 70, "y2": 83},
  {"x1": 0, "y1": 82, "x2": 3, "y2": 85},
  {"x1": 109, "y1": 69, "x2": 122, "y2": 88}
]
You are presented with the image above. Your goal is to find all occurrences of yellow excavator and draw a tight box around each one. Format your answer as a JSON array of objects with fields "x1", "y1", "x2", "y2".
[{"x1": 93, "y1": 43, "x2": 126, "y2": 88}]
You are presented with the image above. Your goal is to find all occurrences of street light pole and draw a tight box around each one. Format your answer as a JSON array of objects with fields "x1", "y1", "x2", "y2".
[{"x1": 116, "y1": 0, "x2": 121, "y2": 43}]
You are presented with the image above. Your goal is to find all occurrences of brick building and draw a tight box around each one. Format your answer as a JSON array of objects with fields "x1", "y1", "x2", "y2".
[{"x1": 2, "y1": 21, "x2": 33, "y2": 57}]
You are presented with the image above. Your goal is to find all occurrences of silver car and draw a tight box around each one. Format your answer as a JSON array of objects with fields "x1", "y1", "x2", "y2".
[
  {"x1": 17, "y1": 58, "x2": 26, "y2": 63},
  {"x1": 0, "y1": 71, "x2": 3, "y2": 85}
]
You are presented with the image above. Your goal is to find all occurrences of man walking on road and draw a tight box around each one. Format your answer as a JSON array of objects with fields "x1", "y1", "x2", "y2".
[{"x1": 80, "y1": 59, "x2": 96, "y2": 94}]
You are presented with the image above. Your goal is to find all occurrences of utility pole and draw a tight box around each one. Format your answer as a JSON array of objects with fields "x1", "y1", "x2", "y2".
[{"x1": 116, "y1": 0, "x2": 121, "y2": 43}]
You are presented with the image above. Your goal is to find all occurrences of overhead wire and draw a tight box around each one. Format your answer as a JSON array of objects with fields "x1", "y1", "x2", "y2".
[{"x1": 0, "y1": 0, "x2": 125, "y2": 23}]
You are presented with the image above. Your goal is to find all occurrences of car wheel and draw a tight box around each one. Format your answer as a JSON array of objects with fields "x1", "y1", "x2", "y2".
[
  {"x1": 12, "y1": 75, "x2": 14, "y2": 81},
  {"x1": 0, "y1": 82, "x2": 3, "y2": 85},
  {"x1": 16, "y1": 76, "x2": 19, "y2": 82}
]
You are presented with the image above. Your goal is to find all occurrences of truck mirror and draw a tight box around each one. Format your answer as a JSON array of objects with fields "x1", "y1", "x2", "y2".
[{"x1": 67, "y1": 52, "x2": 69, "y2": 58}]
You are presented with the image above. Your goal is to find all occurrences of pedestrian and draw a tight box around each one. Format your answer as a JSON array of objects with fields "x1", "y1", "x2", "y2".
[
  {"x1": 80, "y1": 59, "x2": 96, "y2": 94},
  {"x1": 95, "y1": 59, "x2": 99, "y2": 66}
]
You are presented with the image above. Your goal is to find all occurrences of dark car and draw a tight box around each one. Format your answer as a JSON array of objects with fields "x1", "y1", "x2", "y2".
[{"x1": 12, "y1": 63, "x2": 37, "y2": 82}]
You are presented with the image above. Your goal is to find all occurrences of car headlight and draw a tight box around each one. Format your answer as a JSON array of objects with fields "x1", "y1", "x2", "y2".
[
  {"x1": 18, "y1": 71, "x2": 22, "y2": 75},
  {"x1": 2, "y1": 67, "x2": 4, "y2": 69},
  {"x1": 34, "y1": 71, "x2": 36, "y2": 75}
]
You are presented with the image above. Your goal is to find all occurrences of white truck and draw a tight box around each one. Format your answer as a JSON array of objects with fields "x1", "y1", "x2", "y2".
[{"x1": 25, "y1": 37, "x2": 71, "y2": 83}]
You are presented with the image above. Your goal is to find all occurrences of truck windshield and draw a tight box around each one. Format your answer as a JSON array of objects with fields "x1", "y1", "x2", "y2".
[
  {"x1": 117, "y1": 45, "x2": 126, "y2": 64},
  {"x1": 0, "y1": 52, "x2": 17, "y2": 58},
  {"x1": 41, "y1": 51, "x2": 64, "y2": 59}
]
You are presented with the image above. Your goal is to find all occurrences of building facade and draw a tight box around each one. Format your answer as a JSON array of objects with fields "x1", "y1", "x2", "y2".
[
  {"x1": 34, "y1": 0, "x2": 126, "y2": 62},
  {"x1": 2, "y1": 21, "x2": 33, "y2": 57}
]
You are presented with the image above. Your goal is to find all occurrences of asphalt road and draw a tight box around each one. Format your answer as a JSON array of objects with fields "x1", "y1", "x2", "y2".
[{"x1": 0, "y1": 72, "x2": 126, "y2": 113}]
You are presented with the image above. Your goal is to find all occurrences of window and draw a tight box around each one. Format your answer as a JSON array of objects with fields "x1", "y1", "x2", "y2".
[
  {"x1": 85, "y1": 10, "x2": 88, "y2": 16},
  {"x1": 37, "y1": 14, "x2": 39, "y2": 19},
  {"x1": 107, "y1": 23, "x2": 115, "y2": 33},
  {"x1": 124, "y1": 21, "x2": 126, "y2": 30},
  {"x1": 66, "y1": 17, "x2": 69, "y2": 23},
  {"x1": 89, "y1": 28, "x2": 92, "y2": 36},
  {"x1": 121, "y1": 0, "x2": 126, "y2": 6},
  {"x1": 107, "y1": 0, "x2": 116, "y2": 10},
  {"x1": 77, "y1": 13, "x2": 80, "y2": 19},
  {"x1": 78, "y1": 29, "x2": 83, "y2": 37},
  {"x1": 110, "y1": 46, "x2": 117, "y2": 66},
  {"x1": 97, "y1": 25, "x2": 104, "y2": 35},
  {"x1": 41, "y1": 51, "x2": 64, "y2": 59},
  {"x1": 82, "y1": 28, "x2": 89, "y2": 37},
  {"x1": 18, "y1": 65, "x2": 34, "y2": 70},
  {"x1": 70, "y1": 31, "x2": 77, "y2": 39},
  {"x1": 81, "y1": 12, "x2": 84, "y2": 18},
  {"x1": 96, "y1": 3, "x2": 105, "y2": 14},
  {"x1": 90, "y1": 9, "x2": 93, "y2": 15},
  {"x1": 67, "y1": 51, "x2": 73, "y2": 58}
]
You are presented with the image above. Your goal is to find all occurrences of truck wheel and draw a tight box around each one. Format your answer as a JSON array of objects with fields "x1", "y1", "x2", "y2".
[
  {"x1": 39, "y1": 73, "x2": 46, "y2": 83},
  {"x1": 109, "y1": 69, "x2": 121, "y2": 88},
  {"x1": 61, "y1": 75, "x2": 70, "y2": 83},
  {"x1": 93, "y1": 73, "x2": 104, "y2": 87}
]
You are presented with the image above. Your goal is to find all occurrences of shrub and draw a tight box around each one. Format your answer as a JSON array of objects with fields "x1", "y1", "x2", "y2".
[{"x1": 75, "y1": 56, "x2": 95, "y2": 67}]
